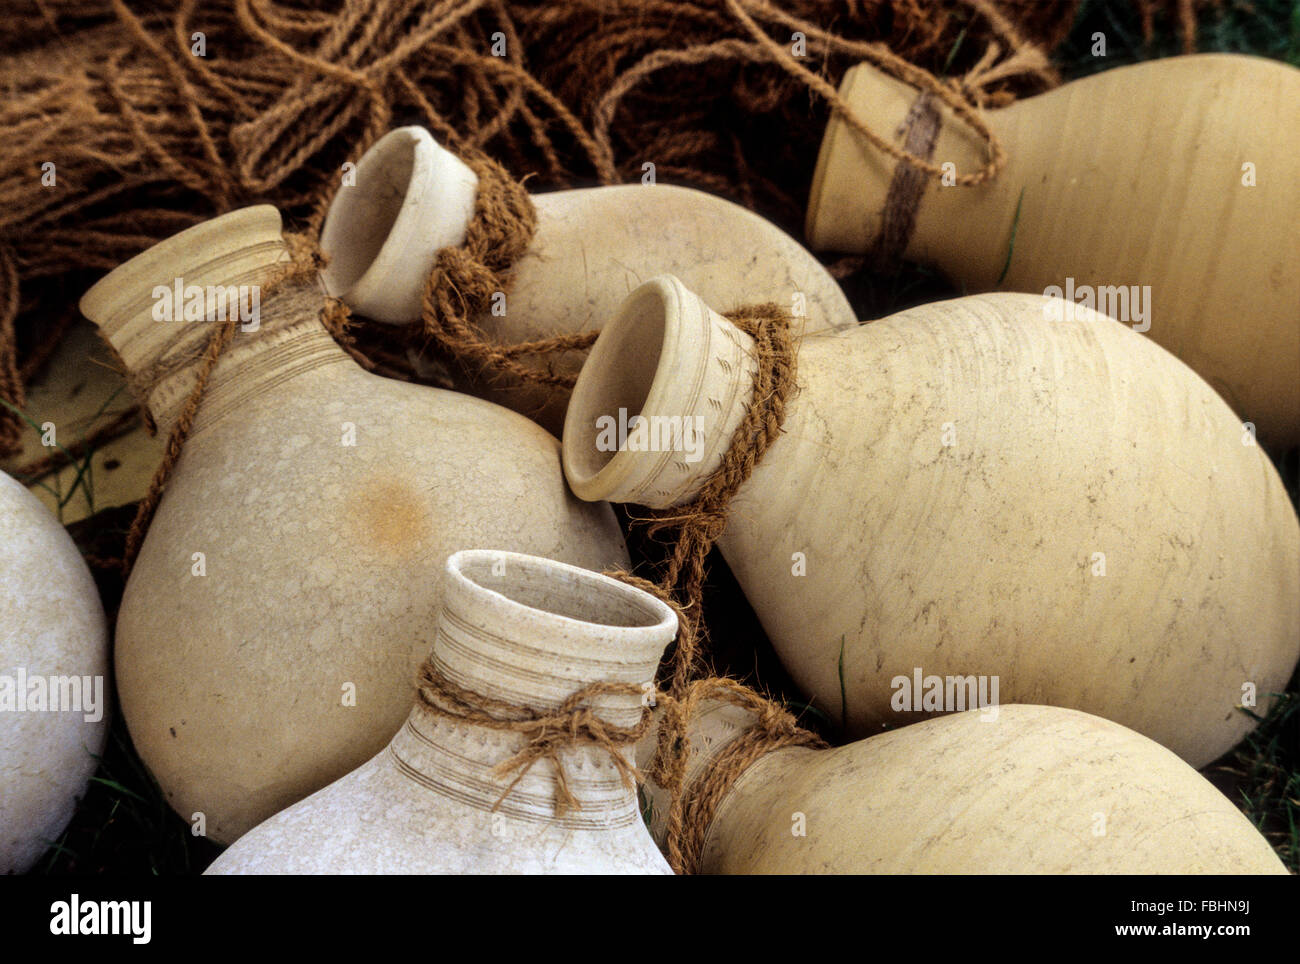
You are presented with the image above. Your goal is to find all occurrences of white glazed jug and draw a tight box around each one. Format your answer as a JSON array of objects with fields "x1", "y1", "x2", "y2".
[
  {"x1": 0, "y1": 471, "x2": 110, "y2": 872},
  {"x1": 207, "y1": 550, "x2": 677, "y2": 874}
]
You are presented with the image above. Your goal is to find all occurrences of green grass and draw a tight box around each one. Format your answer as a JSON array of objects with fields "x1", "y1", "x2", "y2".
[
  {"x1": 638, "y1": 785, "x2": 655, "y2": 831},
  {"x1": 38, "y1": 719, "x2": 221, "y2": 875},
  {"x1": 1058, "y1": 0, "x2": 1300, "y2": 71},
  {"x1": 1222, "y1": 687, "x2": 1300, "y2": 871},
  {"x1": 996, "y1": 187, "x2": 1025, "y2": 287},
  {"x1": 2, "y1": 395, "x2": 102, "y2": 522}
]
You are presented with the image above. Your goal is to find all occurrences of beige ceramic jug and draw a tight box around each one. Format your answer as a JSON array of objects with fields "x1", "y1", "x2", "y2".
[
  {"x1": 638, "y1": 702, "x2": 1287, "y2": 874},
  {"x1": 320, "y1": 126, "x2": 857, "y2": 433},
  {"x1": 206, "y1": 549, "x2": 676, "y2": 874},
  {"x1": 562, "y1": 275, "x2": 1300, "y2": 767},
  {"x1": 808, "y1": 54, "x2": 1300, "y2": 449},
  {"x1": 0, "y1": 470, "x2": 110, "y2": 872},
  {"x1": 79, "y1": 207, "x2": 630, "y2": 844}
]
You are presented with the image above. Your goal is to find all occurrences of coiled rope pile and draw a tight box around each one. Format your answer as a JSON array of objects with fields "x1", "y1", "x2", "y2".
[{"x1": 0, "y1": 0, "x2": 1099, "y2": 454}]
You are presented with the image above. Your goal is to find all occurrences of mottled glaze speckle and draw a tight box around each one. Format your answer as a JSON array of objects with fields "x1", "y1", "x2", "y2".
[
  {"x1": 0, "y1": 471, "x2": 109, "y2": 873},
  {"x1": 79, "y1": 208, "x2": 630, "y2": 844},
  {"x1": 207, "y1": 550, "x2": 675, "y2": 874}
]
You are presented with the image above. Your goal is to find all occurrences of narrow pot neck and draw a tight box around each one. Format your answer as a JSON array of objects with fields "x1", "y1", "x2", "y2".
[
  {"x1": 562, "y1": 275, "x2": 758, "y2": 508},
  {"x1": 635, "y1": 699, "x2": 759, "y2": 844},
  {"x1": 79, "y1": 207, "x2": 352, "y2": 436},
  {"x1": 394, "y1": 705, "x2": 646, "y2": 829},
  {"x1": 806, "y1": 62, "x2": 995, "y2": 256},
  {"x1": 143, "y1": 286, "x2": 349, "y2": 437},
  {"x1": 402, "y1": 550, "x2": 677, "y2": 822}
]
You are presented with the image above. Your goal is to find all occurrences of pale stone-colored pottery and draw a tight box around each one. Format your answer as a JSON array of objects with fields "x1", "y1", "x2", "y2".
[
  {"x1": 320, "y1": 125, "x2": 857, "y2": 433},
  {"x1": 0, "y1": 470, "x2": 109, "y2": 872},
  {"x1": 207, "y1": 549, "x2": 675, "y2": 874},
  {"x1": 807, "y1": 54, "x2": 1300, "y2": 449},
  {"x1": 79, "y1": 207, "x2": 630, "y2": 844},
  {"x1": 562, "y1": 275, "x2": 1300, "y2": 767},
  {"x1": 637, "y1": 702, "x2": 1287, "y2": 874}
]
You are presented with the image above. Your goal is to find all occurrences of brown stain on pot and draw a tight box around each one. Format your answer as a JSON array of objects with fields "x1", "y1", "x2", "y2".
[{"x1": 347, "y1": 474, "x2": 432, "y2": 557}]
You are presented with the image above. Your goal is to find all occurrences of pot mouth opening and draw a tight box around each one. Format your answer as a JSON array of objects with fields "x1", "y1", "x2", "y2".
[
  {"x1": 320, "y1": 128, "x2": 422, "y2": 297},
  {"x1": 448, "y1": 549, "x2": 674, "y2": 633},
  {"x1": 562, "y1": 282, "x2": 669, "y2": 492}
]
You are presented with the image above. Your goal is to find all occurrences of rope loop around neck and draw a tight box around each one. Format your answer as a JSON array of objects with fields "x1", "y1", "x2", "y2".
[{"x1": 415, "y1": 659, "x2": 653, "y2": 816}]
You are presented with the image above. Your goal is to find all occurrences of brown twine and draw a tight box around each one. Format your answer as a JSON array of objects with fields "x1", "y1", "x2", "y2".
[
  {"x1": 412, "y1": 565, "x2": 823, "y2": 874},
  {"x1": 651, "y1": 677, "x2": 826, "y2": 875},
  {"x1": 1136, "y1": 0, "x2": 1215, "y2": 55},
  {"x1": 414, "y1": 658, "x2": 653, "y2": 816},
  {"x1": 872, "y1": 92, "x2": 942, "y2": 271},
  {"x1": 590, "y1": 299, "x2": 806, "y2": 874},
  {"x1": 639, "y1": 302, "x2": 798, "y2": 681},
  {"x1": 121, "y1": 243, "x2": 321, "y2": 428},
  {"x1": 118, "y1": 234, "x2": 345, "y2": 576},
  {"x1": 109, "y1": 142, "x2": 527, "y2": 580},
  {"x1": 415, "y1": 148, "x2": 591, "y2": 389},
  {"x1": 711, "y1": 0, "x2": 1028, "y2": 188},
  {"x1": 422, "y1": 282, "x2": 803, "y2": 868},
  {"x1": 0, "y1": 0, "x2": 1083, "y2": 458},
  {"x1": 603, "y1": 573, "x2": 825, "y2": 875},
  {"x1": 403, "y1": 0, "x2": 1068, "y2": 392},
  {"x1": 399, "y1": 276, "x2": 804, "y2": 850},
  {"x1": 118, "y1": 313, "x2": 237, "y2": 576},
  {"x1": 86, "y1": 166, "x2": 801, "y2": 870}
]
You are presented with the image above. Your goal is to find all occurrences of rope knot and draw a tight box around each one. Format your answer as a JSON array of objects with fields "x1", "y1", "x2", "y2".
[
  {"x1": 658, "y1": 677, "x2": 827, "y2": 874},
  {"x1": 417, "y1": 148, "x2": 575, "y2": 388},
  {"x1": 415, "y1": 660, "x2": 654, "y2": 816}
]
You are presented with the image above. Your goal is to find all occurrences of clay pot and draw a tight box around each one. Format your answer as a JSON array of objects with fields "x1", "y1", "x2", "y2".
[
  {"x1": 0, "y1": 471, "x2": 110, "y2": 873},
  {"x1": 319, "y1": 126, "x2": 856, "y2": 433},
  {"x1": 807, "y1": 54, "x2": 1300, "y2": 449},
  {"x1": 79, "y1": 206, "x2": 629, "y2": 844},
  {"x1": 638, "y1": 702, "x2": 1287, "y2": 874},
  {"x1": 206, "y1": 550, "x2": 676, "y2": 874},
  {"x1": 562, "y1": 275, "x2": 1300, "y2": 767}
]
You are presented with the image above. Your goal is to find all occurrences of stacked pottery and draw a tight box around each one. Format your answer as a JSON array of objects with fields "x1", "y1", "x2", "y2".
[
  {"x1": 318, "y1": 126, "x2": 858, "y2": 434},
  {"x1": 33, "y1": 45, "x2": 1297, "y2": 876},
  {"x1": 807, "y1": 53, "x2": 1300, "y2": 449},
  {"x1": 0, "y1": 471, "x2": 110, "y2": 873},
  {"x1": 77, "y1": 206, "x2": 630, "y2": 844},
  {"x1": 636, "y1": 701, "x2": 1288, "y2": 874},
  {"x1": 207, "y1": 550, "x2": 676, "y2": 874},
  {"x1": 561, "y1": 275, "x2": 1300, "y2": 767}
]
